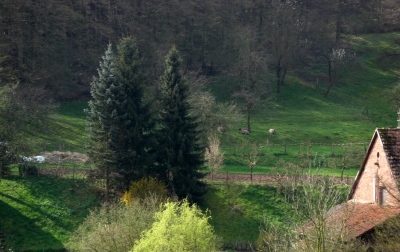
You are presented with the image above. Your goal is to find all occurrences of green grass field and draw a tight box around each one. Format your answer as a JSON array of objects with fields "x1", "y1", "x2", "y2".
[
  {"x1": 1, "y1": 32, "x2": 400, "y2": 250},
  {"x1": 0, "y1": 175, "x2": 98, "y2": 251},
  {"x1": 34, "y1": 33, "x2": 400, "y2": 174},
  {"x1": 199, "y1": 181, "x2": 291, "y2": 250}
]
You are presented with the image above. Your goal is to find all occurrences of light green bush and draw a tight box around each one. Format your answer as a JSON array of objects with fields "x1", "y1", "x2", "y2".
[
  {"x1": 132, "y1": 200, "x2": 220, "y2": 252},
  {"x1": 67, "y1": 196, "x2": 161, "y2": 252}
]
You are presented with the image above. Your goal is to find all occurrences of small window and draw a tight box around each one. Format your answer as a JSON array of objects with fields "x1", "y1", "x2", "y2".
[
  {"x1": 377, "y1": 152, "x2": 380, "y2": 159},
  {"x1": 380, "y1": 187, "x2": 387, "y2": 205}
]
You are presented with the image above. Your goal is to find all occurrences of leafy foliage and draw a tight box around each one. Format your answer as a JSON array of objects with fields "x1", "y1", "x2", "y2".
[
  {"x1": 67, "y1": 197, "x2": 161, "y2": 252},
  {"x1": 371, "y1": 214, "x2": 400, "y2": 251},
  {"x1": 122, "y1": 177, "x2": 169, "y2": 205},
  {"x1": 132, "y1": 200, "x2": 220, "y2": 252}
]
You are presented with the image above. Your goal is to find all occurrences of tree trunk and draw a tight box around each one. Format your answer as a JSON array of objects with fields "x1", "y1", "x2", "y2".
[
  {"x1": 325, "y1": 59, "x2": 333, "y2": 97},
  {"x1": 247, "y1": 111, "x2": 251, "y2": 133},
  {"x1": 276, "y1": 59, "x2": 282, "y2": 93}
]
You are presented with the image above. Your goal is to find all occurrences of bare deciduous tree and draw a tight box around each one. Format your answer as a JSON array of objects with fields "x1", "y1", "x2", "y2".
[
  {"x1": 228, "y1": 25, "x2": 273, "y2": 133},
  {"x1": 246, "y1": 143, "x2": 262, "y2": 183},
  {"x1": 185, "y1": 70, "x2": 242, "y2": 138},
  {"x1": 204, "y1": 134, "x2": 224, "y2": 180},
  {"x1": 286, "y1": 175, "x2": 360, "y2": 252}
]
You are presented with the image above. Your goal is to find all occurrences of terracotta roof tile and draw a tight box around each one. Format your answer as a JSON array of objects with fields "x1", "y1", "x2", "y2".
[{"x1": 329, "y1": 202, "x2": 400, "y2": 239}]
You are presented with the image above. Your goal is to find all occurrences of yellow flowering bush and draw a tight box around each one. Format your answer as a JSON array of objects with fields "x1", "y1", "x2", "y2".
[{"x1": 122, "y1": 177, "x2": 168, "y2": 205}]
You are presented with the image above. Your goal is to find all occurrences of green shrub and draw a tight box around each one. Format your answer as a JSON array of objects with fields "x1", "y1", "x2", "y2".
[
  {"x1": 257, "y1": 219, "x2": 295, "y2": 252},
  {"x1": 67, "y1": 196, "x2": 162, "y2": 252},
  {"x1": 0, "y1": 144, "x2": 14, "y2": 175},
  {"x1": 132, "y1": 200, "x2": 220, "y2": 252},
  {"x1": 122, "y1": 177, "x2": 169, "y2": 205},
  {"x1": 18, "y1": 163, "x2": 38, "y2": 176},
  {"x1": 371, "y1": 214, "x2": 400, "y2": 251},
  {"x1": 0, "y1": 163, "x2": 10, "y2": 175}
]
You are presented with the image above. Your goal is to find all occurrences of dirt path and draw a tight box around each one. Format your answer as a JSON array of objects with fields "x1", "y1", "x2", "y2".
[
  {"x1": 37, "y1": 169, "x2": 354, "y2": 185},
  {"x1": 204, "y1": 173, "x2": 354, "y2": 185}
]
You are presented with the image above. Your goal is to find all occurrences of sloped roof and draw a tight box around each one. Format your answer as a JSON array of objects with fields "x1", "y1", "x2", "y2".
[
  {"x1": 339, "y1": 128, "x2": 400, "y2": 239},
  {"x1": 348, "y1": 128, "x2": 400, "y2": 200},
  {"x1": 329, "y1": 202, "x2": 400, "y2": 239}
]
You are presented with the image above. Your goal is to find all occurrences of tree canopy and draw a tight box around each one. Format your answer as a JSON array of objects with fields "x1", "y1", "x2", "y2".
[{"x1": 156, "y1": 47, "x2": 207, "y2": 202}]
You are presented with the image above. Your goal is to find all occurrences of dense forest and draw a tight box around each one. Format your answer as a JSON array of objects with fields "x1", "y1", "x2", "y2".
[{"x1": 1, "y1": 0, "x2": 400, "y2": 100}]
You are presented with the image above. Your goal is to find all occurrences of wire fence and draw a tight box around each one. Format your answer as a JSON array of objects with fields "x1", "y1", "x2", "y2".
[
  {"x1": 222, "y1": 141, "x2": 368, "y2": 157},
  {"x1": 5, "y1": 140, "x2": 368, "y2": 181}
]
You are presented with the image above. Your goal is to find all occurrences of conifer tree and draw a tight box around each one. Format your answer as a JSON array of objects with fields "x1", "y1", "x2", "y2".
[
  {"x1": 85, "y1": 44, "x2": 122, "y2": 198},
  {"x1": 157, "y1": 47, "x2": 207, "y2": 202},
  {"x1": 113, "y1": 37, "x2": 156, "y2": 187}
]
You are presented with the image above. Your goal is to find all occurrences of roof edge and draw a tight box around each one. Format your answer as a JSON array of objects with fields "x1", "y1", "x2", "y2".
[{"x1": 347, "y1": 128, "x2": 380, "y2": 200}]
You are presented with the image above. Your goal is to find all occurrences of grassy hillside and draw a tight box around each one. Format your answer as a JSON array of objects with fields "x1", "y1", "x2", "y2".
[
  {"x1": 215, "y1": 32, "x2": 400, "y2": 174},
  {"x1": 34, "y1": 33, "x2": 400, "y2": 177},
  {"x1": 1, "y1": 32, "x2": 399, "y2": 250}
]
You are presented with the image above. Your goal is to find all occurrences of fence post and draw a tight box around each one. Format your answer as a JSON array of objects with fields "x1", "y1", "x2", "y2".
[{"x1": 331, "y1": 144, "x2": 335, "y2": 156}]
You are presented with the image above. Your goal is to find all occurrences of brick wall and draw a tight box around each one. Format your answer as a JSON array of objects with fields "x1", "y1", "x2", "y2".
[{"x1": 351, "y1": 136, "x2": 400, "y2": 207}]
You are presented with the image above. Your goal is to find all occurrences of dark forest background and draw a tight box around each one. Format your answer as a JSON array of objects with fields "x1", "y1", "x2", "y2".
[{"x1": 1, "y1": 0, "x2": 399, "y2": 100}]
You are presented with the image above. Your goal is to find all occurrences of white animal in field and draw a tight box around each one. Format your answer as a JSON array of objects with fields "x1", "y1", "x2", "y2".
[
  {"x1": 239, "y1": 128, "x2": 250, "y2": 135},
  {"x1": 269, "y1": 129, "x2": 276, "y2": 134}
]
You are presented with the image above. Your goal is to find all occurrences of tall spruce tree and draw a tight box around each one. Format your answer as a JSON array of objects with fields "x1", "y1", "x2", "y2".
[
  {"x1": 113, "y1": 37, "x2": 156, "y2": 188},
  {"x1": 85, "y1": 44, "x2": 123, "y2": 198},
  {"x1": 157, "y1": 47, "x2": 207, "y2": 202}
]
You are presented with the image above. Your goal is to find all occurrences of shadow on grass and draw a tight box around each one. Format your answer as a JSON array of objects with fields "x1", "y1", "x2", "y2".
[
  {"x1": 0, "y1": 175, "x2": 98, "y2": 251},
  {"x1": 0, "y1": 192, "x2": 72, "y2": 233},
  {"x1": 239, "y1": 184, "x2": 288, "y2": 222},
  {"x1": 200, "y1": 183, "x2": 289, "y2": 250},
  {"x1": 0, "y1": 199, "x2": 66, "y2": 251}
]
